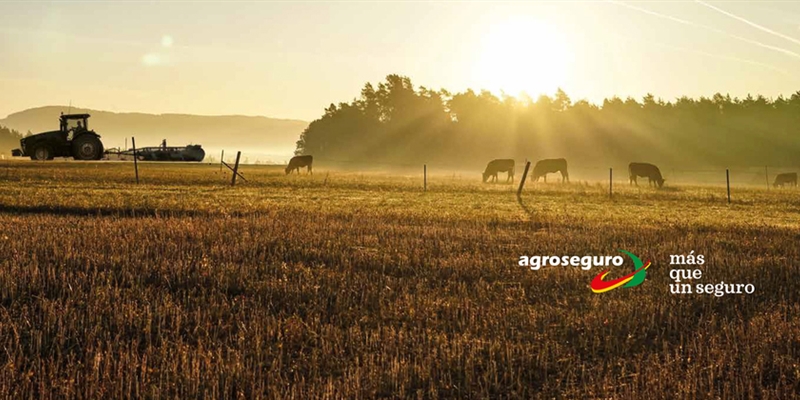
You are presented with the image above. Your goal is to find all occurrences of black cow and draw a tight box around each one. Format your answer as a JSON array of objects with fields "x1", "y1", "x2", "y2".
[
  {"x1": 483, "y1": 159, "x2": 515, "y2": 183},
  {"x1": 773, "y1": 172, "x2": 797, "y2": 187},
  {"x1": 629, "y1": 162, "x2": 665, "y2": 188},
  {"x1": 286, "y1": 155, "x2": 313, "y2": 175},
  {"x1": 532, "y1": 158, "x2": 569, "y2": 183}
]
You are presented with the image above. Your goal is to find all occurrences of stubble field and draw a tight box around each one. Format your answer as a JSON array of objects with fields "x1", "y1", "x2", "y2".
[{"x1": 0, "y1": 161, "x2": 798, "y2": 399}]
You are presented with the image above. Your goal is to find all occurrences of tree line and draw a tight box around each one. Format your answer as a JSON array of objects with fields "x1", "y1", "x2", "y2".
[
  {"x1": 0, "y1": 125, "x2": 23, "y2": 157},
  {"x1": 296, "y1": 74, "x2": 800, "y2": 169}
]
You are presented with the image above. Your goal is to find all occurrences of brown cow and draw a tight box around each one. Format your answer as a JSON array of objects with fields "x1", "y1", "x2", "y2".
[
  {"x1": 483, "y1": 159, "x2": 515, "y2": 183},
  {"x1": 773, "y1": 172, "x2": 797, "y2": 187},
  {"x1": 532, "y1": 158, "x2": 569, "y2": 183},
  {"x1": 286, "y1": 155, "x2": 313, "y2": 175},
  {"x1": 629, "y1": 162, "x2": 665, "y2": 188}
]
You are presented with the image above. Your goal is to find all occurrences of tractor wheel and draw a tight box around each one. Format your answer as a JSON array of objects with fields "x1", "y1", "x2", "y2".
[
  {"x1": 72, "y1": 135, "x2": 103, "y2": 160},
  {"x1": 30, "y1": 144, "x2": 53, "y2": 161},
  {"x1": 95, "y1": 141, "x2": 105, "y2": 160}
]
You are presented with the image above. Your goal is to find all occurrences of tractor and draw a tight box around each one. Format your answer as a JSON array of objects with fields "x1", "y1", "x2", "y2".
[{"x1": 11, "y1": 113, "x2": 105, "y2": 160}]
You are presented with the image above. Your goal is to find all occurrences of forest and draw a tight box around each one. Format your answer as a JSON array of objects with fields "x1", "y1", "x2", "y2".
[{"x1": 296, "y1": 75, "x2": 800, "y2": 169}]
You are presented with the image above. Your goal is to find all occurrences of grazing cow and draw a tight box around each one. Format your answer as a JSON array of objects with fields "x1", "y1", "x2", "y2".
[
  {"x1": 773, "y1": 172, "x2": 797, "y2": 187},
  {"x1": 483, "y1": 159, "x2": 515, "y2": 183},
  {"x1": 629, "y1": 162, "x2": 665, "y2": 188},
  {"x1": 286, "y1": 155, "x2": 313, "y2": 175},
  {"x1": 532, "y1": 158, "x2": 569, "y2": 183}
]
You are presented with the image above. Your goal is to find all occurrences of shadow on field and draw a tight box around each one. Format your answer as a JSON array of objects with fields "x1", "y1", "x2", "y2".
[
  {"x1": 0, "y1": 205, "x2": 219, "y2": 218},
  {"x1": 516, "y1": 194, "x2": 548, "y2": 229}
]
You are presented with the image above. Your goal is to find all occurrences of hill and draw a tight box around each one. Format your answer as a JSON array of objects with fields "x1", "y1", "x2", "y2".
[{"x1": 0, "y1": 106, "x2": 308, "y2": 163}]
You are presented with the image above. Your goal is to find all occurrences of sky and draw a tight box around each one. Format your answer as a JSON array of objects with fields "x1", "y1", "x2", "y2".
[{"x1": 2, "y1": 1, "x2": 800, "y2": 121}]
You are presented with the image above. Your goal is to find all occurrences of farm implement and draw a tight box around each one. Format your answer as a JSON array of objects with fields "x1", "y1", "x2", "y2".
[{"x1": 106, "y1": 140, "x2": 206, "y2": 162}]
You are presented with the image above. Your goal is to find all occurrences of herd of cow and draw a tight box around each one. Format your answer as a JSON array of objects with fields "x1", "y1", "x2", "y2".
[
  {"x1": 284, "y1": 155, "x2": 798, "y2": 188},
  {"x1": 481, "y1": 158, "x2": 667, "y2": 187},
  {"x1": 481, "y1": 158, "x2": 799, "y2": 188}
]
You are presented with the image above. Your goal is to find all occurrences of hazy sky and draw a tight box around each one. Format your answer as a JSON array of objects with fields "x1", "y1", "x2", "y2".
[{"x1": 2, "y1": 1, "x2": 800, "y2": 120}]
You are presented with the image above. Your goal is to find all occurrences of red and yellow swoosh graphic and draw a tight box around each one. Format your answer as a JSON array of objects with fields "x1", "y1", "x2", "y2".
[{"x1": 590, "y1": 261, "x2": 651, "y2": 293}]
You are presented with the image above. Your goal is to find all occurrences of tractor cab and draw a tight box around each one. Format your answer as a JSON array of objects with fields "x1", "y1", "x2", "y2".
[{"x1": 60, "y1": 113, "x2": 90, "y2": 138}]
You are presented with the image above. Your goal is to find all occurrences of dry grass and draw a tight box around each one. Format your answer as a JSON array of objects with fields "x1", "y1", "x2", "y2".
[{"x1": 0, "y1": 161, "x2": 798, "y2": 399}]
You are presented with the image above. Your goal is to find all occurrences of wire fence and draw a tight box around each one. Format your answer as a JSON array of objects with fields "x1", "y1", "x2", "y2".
[
  {"x1": 6, "y1": 152, "x2": 797, "y2": 201},
  {"x1": 305, "y1": 158, "x2": 799, "y2": 189},
  {"x1": 186, "y1": 148, "x2": 800, "y2": 190}
]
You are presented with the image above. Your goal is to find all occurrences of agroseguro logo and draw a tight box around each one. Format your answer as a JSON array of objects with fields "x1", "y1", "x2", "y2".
[
  {"x1": 518, "y1": 249, "x2": 650, "y2": 293},
  {"x1": 520, "y1": 249, "x2": 756, "y2": 296}
]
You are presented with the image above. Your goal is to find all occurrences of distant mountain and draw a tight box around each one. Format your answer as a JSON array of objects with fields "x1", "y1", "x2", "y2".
[{"x1": 0, "y1": 106, "x2": 308, "y2": 163}]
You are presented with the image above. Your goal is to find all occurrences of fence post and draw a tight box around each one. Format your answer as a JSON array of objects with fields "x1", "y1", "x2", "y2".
[
  {"x1": 609, "y1": 168, "x2": 613, "y2": 198},
  {"x1": 424, "y1": 164, "x2": 427, "y2": 192},
  {"x1": 765, "y1": 166, "x2": 769, "y2": 190},
  {"x1": 131, "y1": 136, "x2": 139, "y2": 184},
  {"x1": 726, "y1": 169, "x2": 731, "y2": 204},
  {"x1": 231, "y1": 151, "x2": 241, "y2": 187},
  {"x1": 220, "y1": 150, "x2": 225, "y2": 172},
  {"x1": 517, "y1": 161, "x2": 531, "y2": 196}
]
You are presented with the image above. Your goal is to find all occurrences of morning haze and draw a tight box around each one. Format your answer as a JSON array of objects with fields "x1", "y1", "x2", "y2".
[
  {"x1": 2, "y1": 1, "x2": 800, "y2": 119},
  {"x1": 2, "y1": 2, "x2": 800, "y2": 167}
]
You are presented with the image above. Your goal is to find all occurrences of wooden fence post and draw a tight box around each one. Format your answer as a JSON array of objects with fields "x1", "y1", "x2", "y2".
[
  {"x1": 132, "y1": 137, "x2": 139, "y2": 184},
  {"x1": 609, "y1": 168, "x2": 613, "y2": 198},
  {"x1": 231, "y1": 151, "x2": 241, "y2": 187},
  {"x1": 765, "y1": 166, "x2": 769, "y2": 190},
  {"x1": 424, "y1": 164, "x2": 427, "y2": 192},
  {"x1": 517, "y1": 161, "x2": 531, "y2": 196},
  {"x1": 220, "y1": 150, "x2": 225, "y2": 172},
  {"x1": 726, "y1": 169, "x2": 731, "y2": 204}
]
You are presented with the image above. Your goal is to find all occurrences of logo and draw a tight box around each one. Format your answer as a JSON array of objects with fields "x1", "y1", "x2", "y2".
[{"x1": 590, "y1": 250, "x2": 651, "y2": 293}]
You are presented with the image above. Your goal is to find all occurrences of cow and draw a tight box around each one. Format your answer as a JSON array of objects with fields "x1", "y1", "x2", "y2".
[
  {"x1": 286, "y1": 155, "x2": 313, "y2": 175},
  {"x1": 532, "y1": 158, "x2": 569, "y2": 183},
  {"x1": 773, "y1": 172, "x2": 797, "y2": 187},
  {"x1": 483, "y1": 159, "x2": 515, "y2": 183},
  {"x1": 629, "y1": 162, "x2": 665, "y2": 188}
]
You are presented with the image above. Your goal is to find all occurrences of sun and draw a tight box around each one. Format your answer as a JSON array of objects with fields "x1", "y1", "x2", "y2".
[{"x1": 474, "y1": 17, "x2": 572, "y2": 97}]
